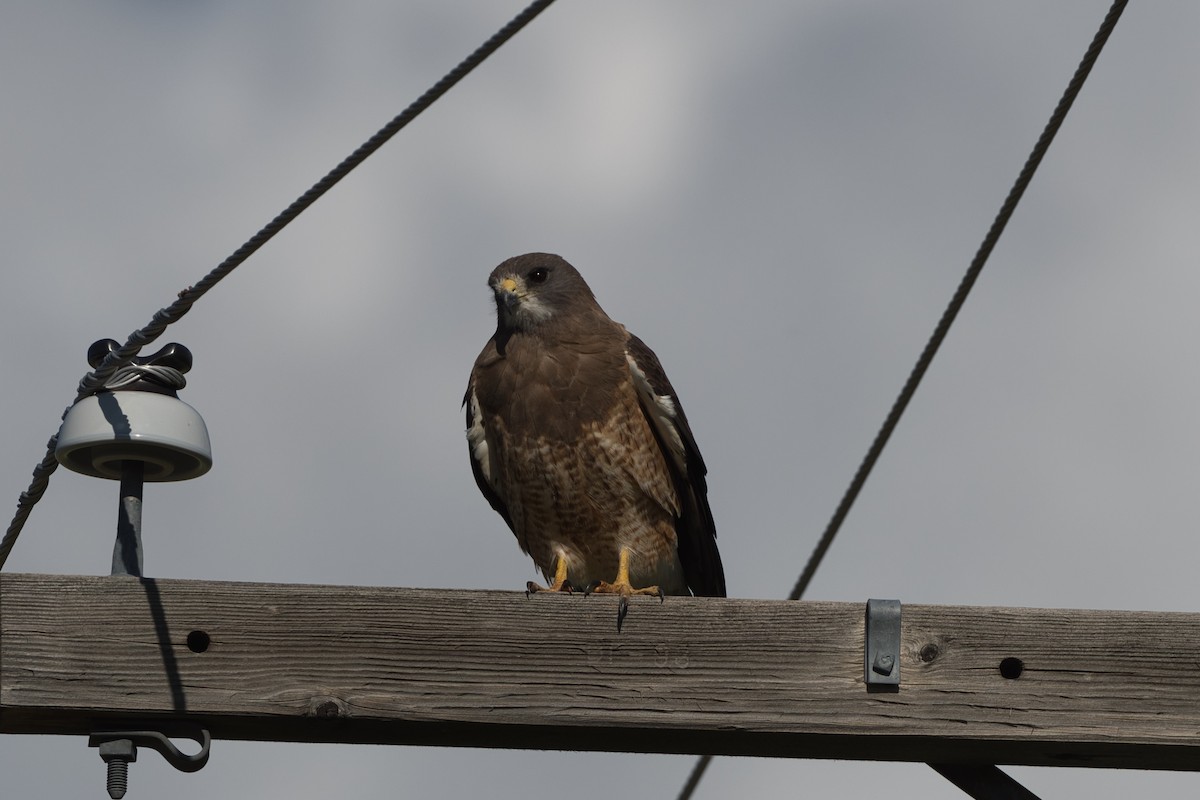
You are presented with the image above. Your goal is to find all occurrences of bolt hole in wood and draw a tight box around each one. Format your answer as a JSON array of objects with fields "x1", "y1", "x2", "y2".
[
  {"x1": 999, "y1": 657, "x2": 1024, "y2": 679},
  {"x1": 186, "y1": 630, "x2": 211, "y2": 653}
]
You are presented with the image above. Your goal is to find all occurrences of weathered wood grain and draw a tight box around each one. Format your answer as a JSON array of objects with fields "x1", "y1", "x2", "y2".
[{"x1": 2, "y1": 573, "x2": 1198, "y2": 769}]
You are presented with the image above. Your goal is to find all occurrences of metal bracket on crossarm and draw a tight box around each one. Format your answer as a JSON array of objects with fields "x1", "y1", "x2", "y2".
[{"x1": 865, "y1": 598, "x2": 901, "y2": 691}]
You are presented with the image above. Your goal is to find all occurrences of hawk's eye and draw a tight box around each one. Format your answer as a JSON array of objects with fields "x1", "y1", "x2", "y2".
[{"x1": 528, "y1": 267, "x2": 549, "y2": 284}]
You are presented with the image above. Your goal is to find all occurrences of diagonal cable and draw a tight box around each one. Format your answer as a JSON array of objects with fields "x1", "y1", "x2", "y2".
[
  {"x1": 678, "y1": 0, "x2": 1128, "y2": 796},
  {"x1": 787, "y1": 0, "x2": 1127, "y2": 604},
  {"x1": 0, "y1": 0, "x2": 557, "y2": 571}
]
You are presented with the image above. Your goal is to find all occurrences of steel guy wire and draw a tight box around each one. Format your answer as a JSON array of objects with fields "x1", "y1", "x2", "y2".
[
  {"x1": 0, "y1": 0, "x2": 558, "y2": 571},
  {"x1": 676, "y1": 0, "x2": 1129, "y2": 797}
]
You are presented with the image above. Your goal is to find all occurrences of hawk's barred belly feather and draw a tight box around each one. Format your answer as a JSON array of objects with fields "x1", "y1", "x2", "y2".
[{"x1": 487, "y1": 389, "x2": 686, "y2": 595}]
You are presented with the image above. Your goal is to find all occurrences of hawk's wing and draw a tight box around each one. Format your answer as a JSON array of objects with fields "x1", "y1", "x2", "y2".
[
  {"x1": 625, "y1": 334, "x2": 726, "y2": 597},
  {"x1": 464, "y1": 378, "x2": 514, "y2": 533}
]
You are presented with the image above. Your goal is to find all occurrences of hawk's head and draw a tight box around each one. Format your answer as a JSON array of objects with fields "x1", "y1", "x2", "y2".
[{"x1": 488, "y1": 253, "x2": 600, "y2": 333}]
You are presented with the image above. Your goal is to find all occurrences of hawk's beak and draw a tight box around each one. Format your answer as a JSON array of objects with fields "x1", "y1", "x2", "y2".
[{"x1": 496, "y1": 277, "x2": 521, "y2": 312}]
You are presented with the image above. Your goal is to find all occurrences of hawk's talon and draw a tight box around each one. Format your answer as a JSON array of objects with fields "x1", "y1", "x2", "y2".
[
  {"x1": 582, "y1": 550, "x2": 668, "y2": 632},
  {"x1": 525, "y1": 578, "x2": 574, "y2": 597},
  {"x1": 527, "y1": 555, "x2": 574, "y2": 597},
  {"x1": 583, "y1": 580, "x2": 663, "y2": 598}
]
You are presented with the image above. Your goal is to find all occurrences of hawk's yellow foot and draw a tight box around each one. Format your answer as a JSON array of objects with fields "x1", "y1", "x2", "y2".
[
  {"x1": 583, "y1": 548, "x2": 665, "y2": 631},
  {"x1": 525, "y1": 554, "x2": 575, "y2": 596}
]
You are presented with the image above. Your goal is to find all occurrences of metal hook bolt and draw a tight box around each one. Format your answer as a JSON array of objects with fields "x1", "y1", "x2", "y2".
[
  {"x1": 97, "y1": 739, "x2": 137, "y2": 799},
  {"x1": 89, "y1": 726, "x2": 210, "y2": 799}
]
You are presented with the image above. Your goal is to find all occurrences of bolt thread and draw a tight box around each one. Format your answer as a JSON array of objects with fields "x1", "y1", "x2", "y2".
[{"x1": 106, "y1": 758, "x2": 129, "y2": 799}]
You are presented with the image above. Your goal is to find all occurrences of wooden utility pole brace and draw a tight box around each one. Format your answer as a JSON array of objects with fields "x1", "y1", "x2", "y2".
[{"x1": 1, "y1": 573, "x2": 1198, "y2": 770}]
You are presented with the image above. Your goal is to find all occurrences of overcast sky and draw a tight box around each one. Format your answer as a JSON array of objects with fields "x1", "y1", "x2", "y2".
[{"x1": 3, "y1": 1, "x2": 1199, "y2": 797}]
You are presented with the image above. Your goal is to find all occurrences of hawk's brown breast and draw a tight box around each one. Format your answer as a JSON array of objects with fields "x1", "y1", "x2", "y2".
[{"x1": 472, "y1": 330, "x2": 686, "y2": 593}]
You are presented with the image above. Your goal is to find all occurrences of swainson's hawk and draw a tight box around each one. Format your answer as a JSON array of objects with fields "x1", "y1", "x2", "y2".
[{"x1": 465, "y1": 253, "x2": 725, "y2": 627}]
